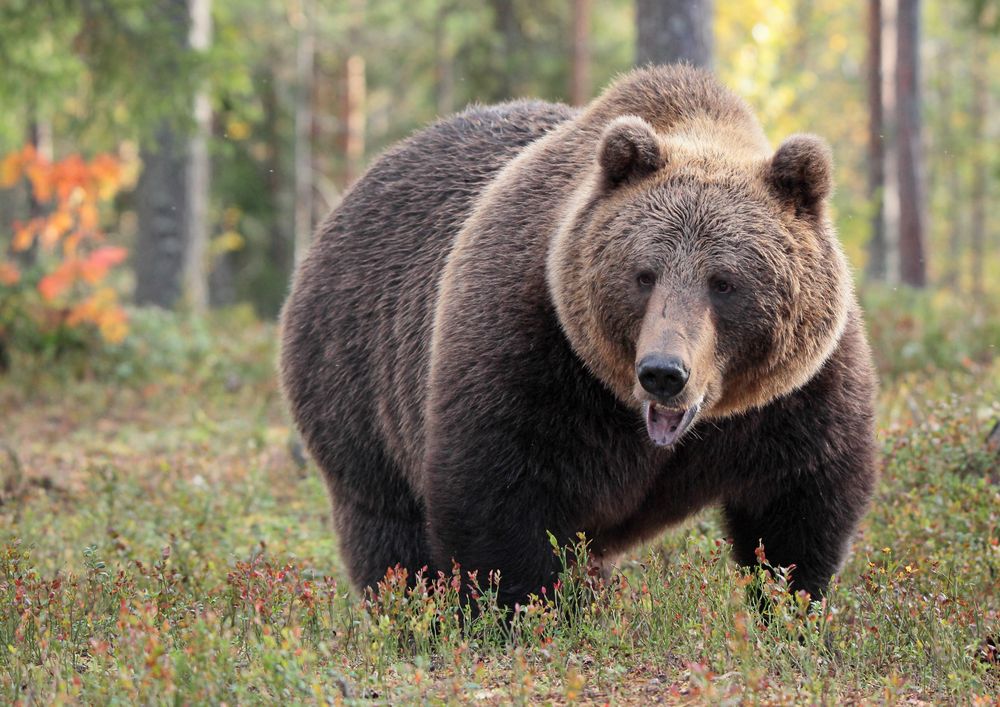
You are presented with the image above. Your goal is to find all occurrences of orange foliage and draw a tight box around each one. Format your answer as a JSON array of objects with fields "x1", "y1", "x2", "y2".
[
  {"x1": 37, "y1": 247, "x2": 128, "y2": 300},
  {"x1": 0, "y1": 261, "x2": 19, "y2": 286},
  {"x1": 66, "y1": 287, "x2": 129, "y2": 344},
  {"x1": 1, "y1": 144, "x2": 131, "y2": 345}
]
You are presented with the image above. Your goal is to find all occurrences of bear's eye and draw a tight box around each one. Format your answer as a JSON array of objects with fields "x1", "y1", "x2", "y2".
[
  {"x1": 636, "y1": 271, "x2": 656, "y2": 289},
  {"x1": 709, "y1": 277, "x2": 734, "y2": 295}
]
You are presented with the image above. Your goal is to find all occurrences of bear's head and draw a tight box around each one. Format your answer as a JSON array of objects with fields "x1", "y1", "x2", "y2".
[{"x1": 547, "y1": 115, "x2": 852, "y2": 447}]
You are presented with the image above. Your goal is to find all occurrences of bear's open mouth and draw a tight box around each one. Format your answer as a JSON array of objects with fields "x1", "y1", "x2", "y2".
[{"x1": 643, "y1": 401, "x2": 700, "y2": 447}]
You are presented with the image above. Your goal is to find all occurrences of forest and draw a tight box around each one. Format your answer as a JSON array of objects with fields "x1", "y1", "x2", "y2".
[{"x1": 1, "y1": 0, "x2": 999, "y2": 703}]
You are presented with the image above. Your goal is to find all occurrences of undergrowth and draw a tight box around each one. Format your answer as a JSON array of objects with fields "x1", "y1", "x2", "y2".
[{"x1": 1, "y1": 293, "x2": 998, "y2": 703}]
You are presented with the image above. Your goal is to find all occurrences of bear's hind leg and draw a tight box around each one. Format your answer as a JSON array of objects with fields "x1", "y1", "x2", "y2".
[{"x1": 332, "y1": 497, "x2": 433, "y2": 592}]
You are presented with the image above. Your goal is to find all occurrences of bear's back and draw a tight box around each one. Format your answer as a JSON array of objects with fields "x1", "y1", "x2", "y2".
[{"x1": 280, "y1": 100, "x2": 576, "y2": 490}]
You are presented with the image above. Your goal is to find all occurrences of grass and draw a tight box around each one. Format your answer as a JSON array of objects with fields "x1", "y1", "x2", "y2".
[{"x1": 1, "y1": 295, "x2": 999, "y2": 704}]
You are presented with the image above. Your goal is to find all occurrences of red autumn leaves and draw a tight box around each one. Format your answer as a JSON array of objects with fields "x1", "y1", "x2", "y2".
[
  {"x1": 38, "y1": 246, "x2": 128, "y2": 300},
  {"x1": 1, "y1": 145, "x2": 131, "y2": 343}
]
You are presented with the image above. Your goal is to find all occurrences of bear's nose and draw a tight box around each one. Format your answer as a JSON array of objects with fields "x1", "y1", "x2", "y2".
[{"x1": 636, "y1": 354, "x2": 689, "y2": 399}]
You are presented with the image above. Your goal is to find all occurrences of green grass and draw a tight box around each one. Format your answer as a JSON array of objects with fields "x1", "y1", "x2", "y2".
[{"x1": 1, "y1": 300, "x2": 998, "y2": 704}]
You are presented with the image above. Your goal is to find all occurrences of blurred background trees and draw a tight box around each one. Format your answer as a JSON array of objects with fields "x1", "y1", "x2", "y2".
[
  {"x1": 0, "y1": 0, "x2": 997, "y2": 327},
  {"x1": 636, "y1": 0, "x2": 713, "y2": 66}
]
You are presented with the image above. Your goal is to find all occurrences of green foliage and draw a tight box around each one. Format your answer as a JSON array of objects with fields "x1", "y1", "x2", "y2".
[
  {"x1": 97, "y1": 304, "x2": 275, "y2": 383},
  {"x1": 967, "y1": 0, "x2": 1000, "y2": 31},
  {"x1": 2, "y1": 0, "x2": 997, "y2": 315},
  {"x1": 0, "y1": 0, "x2": 200, "y2": 150},
  {"x1": 2, "y1": 304, "x2": 274, "y2": 387},
  {"x1": 862, "y1": 284, "x2": 1000, "y2": 379}
]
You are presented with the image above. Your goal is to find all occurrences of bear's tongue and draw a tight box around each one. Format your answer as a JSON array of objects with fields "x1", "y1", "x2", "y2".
[{"x1": 644, "y1": 401, "x2": 691, "y2": 447}]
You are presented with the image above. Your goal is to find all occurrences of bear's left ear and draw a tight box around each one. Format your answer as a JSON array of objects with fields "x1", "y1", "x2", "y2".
[
  {"x1": 598, "y1": 115, "x2": 665, "y2": 189},
  {"x1": 767, "y1": 134, "x2": 833, "y2": 218}
]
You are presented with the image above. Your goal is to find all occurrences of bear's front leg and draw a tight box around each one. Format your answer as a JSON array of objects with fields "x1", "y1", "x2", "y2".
[
  {"x1": 723, "y1": 450, "x2": 876, "y2": 601},
  {"x1": 422, "y1": 436, "x2": 572, "y2": 608},
  {"x1": 421, "y1": 281, "x2": 628, "y2": 607}
]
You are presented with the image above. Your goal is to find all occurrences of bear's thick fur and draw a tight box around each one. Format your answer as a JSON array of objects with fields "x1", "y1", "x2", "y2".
[{"x1": 280, "y1": 66, "x2": 877, "y2": 605}]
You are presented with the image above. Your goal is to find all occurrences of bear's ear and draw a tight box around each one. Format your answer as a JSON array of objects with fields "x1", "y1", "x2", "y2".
[
  {"x1": 767, "y1": 134, "x2": 833, "y2": 218},
  {"x1": 597, "y1": 115, "x2": 665, "y2": 189}
]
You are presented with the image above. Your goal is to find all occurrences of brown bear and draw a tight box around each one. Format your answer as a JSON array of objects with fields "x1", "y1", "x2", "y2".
[{"x1": 279, "y1": 65, "x2": 878, "y2": 607}]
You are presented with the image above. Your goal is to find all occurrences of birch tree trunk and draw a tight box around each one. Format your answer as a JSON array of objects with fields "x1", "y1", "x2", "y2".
[
  {"x1": 881, "y1": 0, "x2": 901, "y2": 283},
  {"x1": 184, "y1": 0, "x2": 212, "y2": 311}
]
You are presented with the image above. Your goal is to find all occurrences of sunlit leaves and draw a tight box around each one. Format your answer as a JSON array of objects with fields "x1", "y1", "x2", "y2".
[
  {"x1": 0, "y1": 153, "x2": 20, "y2": 187},
  {"x1": 0, "y1": 261, "x2": 19, "y2": 286},
  {"x1": 0, "y1": 145, "x2": 133, "y2": 348}
]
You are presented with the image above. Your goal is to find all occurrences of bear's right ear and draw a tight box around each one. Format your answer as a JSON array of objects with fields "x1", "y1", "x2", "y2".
[{"x1": 597, "y1": 115, "x2": 665, "y2": 189}]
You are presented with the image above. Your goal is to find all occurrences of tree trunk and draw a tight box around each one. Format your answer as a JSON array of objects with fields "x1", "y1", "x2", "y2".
[
  {"x1": 969, "y1": 32, "x2": 988, "y2": 296},
  {"x1": 865, "y1": 0, "x2": 887, "y2": 281},
  {"x1": 134, "y1": 0, "x2": 189, "y2": 308},
  {"x1": 881, "y1": 0, "x2": 900, "y2": 283},
  {"x1": 263, "y1": 61, "x2": 290, "y2": 292},
  {"x1": 341, "y1": 55, "x2": 366, "y2": 189},
  {"x1": 569, "y1": 0, "x2": 591, "y2": 105},
  {"x1": 184, "y1": 0, "x2": 212, "y2": 311},
  {"x1": 489, "y1": 0, "x2": 519, "y2": 98},
  {"x1": 27, "y1": 117, "x2": 51, "y2": 215},
  {"x1": 17, "y1": 113, "x2": 52, "y2": 267},
  {"x1": 135, "y1": 124, "x2": 188, "y2": 307},
  {"x1": 936, "y1": 10, "x2": 962, "y2": 289},
  {"x1": 293, "y1": 0, "x2": 316, "y2": 267},
  {"x1": 635, "y1": 0, "x2": 713, "y2": 68},
  {"x1": 895, "y1": 0, "x2": 927, "y2": 287},
  {"x1": 435, "y1": 0, "x2": 455, "y2": 116}
]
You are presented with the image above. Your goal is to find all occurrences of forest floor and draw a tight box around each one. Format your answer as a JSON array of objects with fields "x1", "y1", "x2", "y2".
[{"x1": 1, "y1": 297, "x2": 999, "y2": 704}]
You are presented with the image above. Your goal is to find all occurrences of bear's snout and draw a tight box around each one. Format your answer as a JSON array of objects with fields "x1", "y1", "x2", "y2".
[{"x1": 636, "y1": 353, "x2": 689, "y2": 399}]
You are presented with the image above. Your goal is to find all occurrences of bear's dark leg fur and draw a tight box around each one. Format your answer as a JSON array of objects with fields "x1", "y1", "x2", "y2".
[
  {"x1": 332, "y1": 497, "x2": 431, "y2": 591},
  {"x1": 425, "y1": 475, "x2": 568, "y2": 607},
  {"x1": 316, "y1": 443, "x2": 433, "y2": 591},
  {"x1": 723, "y1": 454, "x2": 874, "y2": 600}
]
